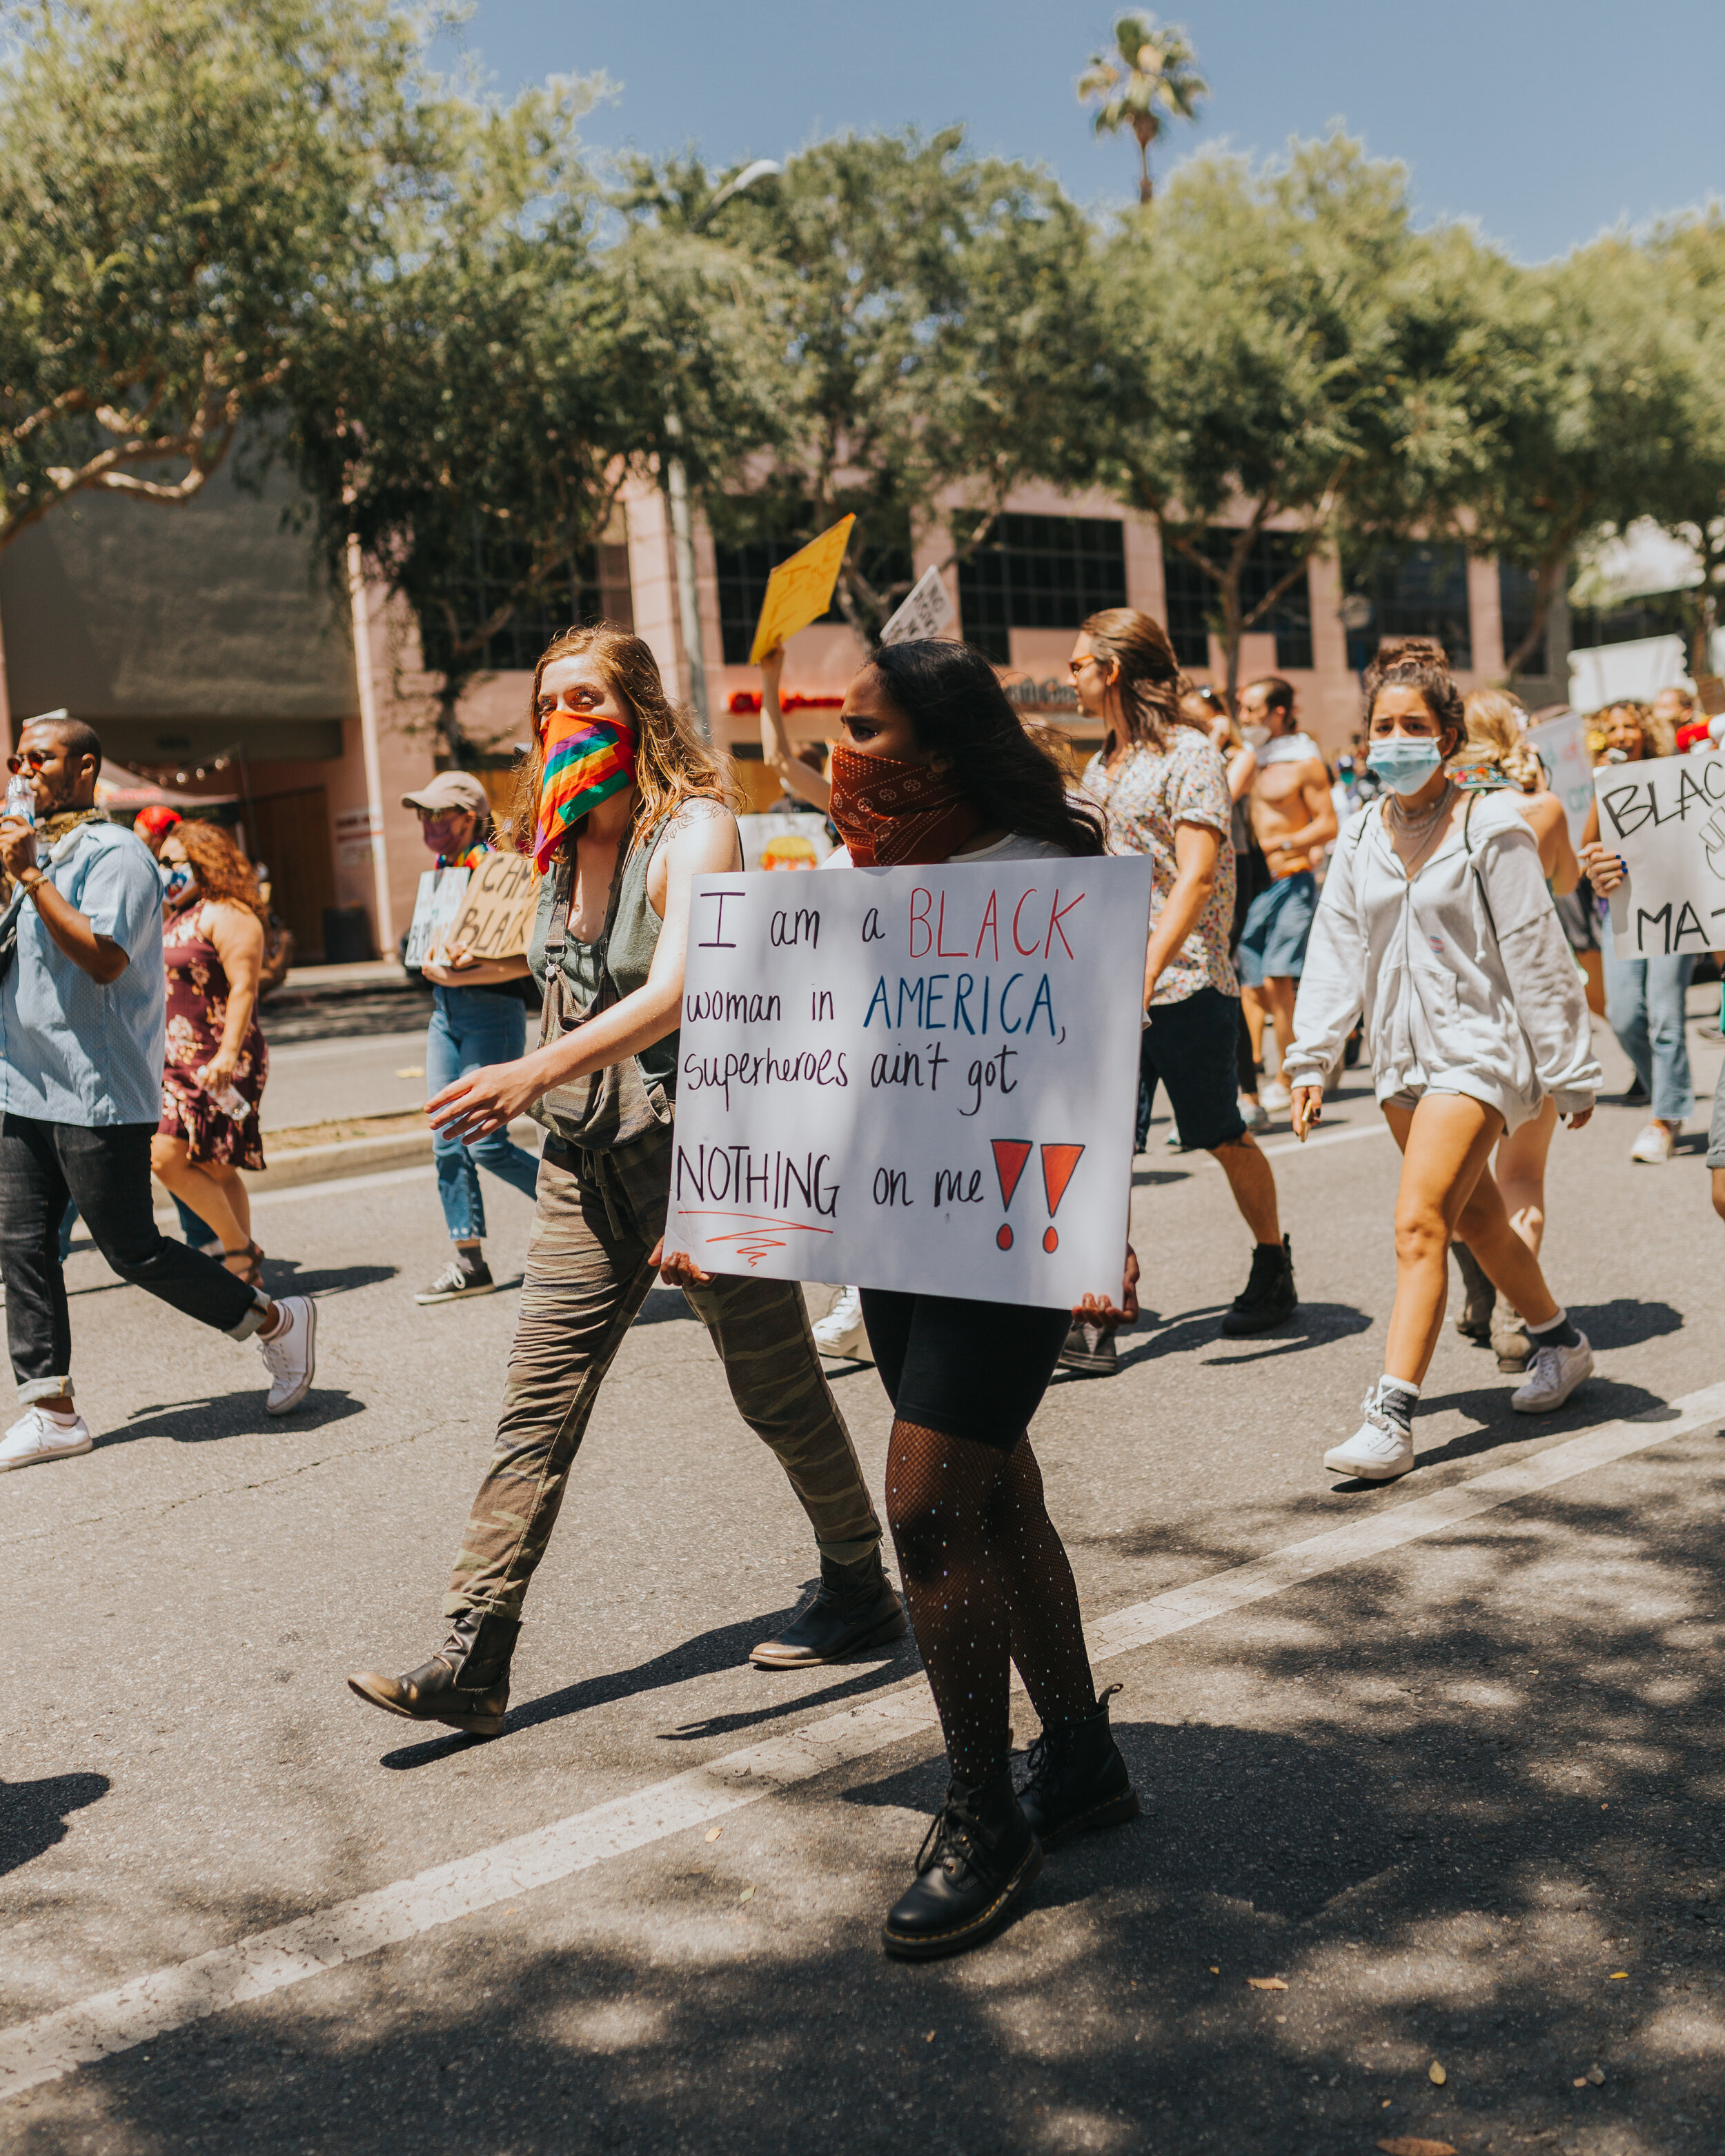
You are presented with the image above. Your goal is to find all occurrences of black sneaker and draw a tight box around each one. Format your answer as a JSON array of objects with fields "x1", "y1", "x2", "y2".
[
  {"x1": 1219, "y1": 1234, "x2": 1297, "y2": 1336},
  {"x1": 415, "y1": 1255, "x2": 495, "y2": 1305},
  {"x1": 1057, "y1": 1320, "x2": 1118, "y2": 1377}
]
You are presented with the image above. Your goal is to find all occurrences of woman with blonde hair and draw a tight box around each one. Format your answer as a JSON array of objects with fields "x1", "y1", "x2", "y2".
[
  {"x1": 1447, "y1": 690, "x2": 1581, "y2": 1366},
  {"x1": 349, "y1": 625, "x2": 901, "y2": 1738},
  {"x1": 1578, "y1": 700, "x2": 1693, "y2": 1163}
]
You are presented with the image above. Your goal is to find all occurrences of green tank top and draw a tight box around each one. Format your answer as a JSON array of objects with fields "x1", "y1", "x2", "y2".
[{"x1": 528, "y1": 814, "x2": 678, "y2": 1092}]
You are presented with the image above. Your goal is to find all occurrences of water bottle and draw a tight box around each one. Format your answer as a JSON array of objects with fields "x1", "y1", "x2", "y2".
[{"x1": 5, "y1": 773, "x2": 34, "y2": 826}]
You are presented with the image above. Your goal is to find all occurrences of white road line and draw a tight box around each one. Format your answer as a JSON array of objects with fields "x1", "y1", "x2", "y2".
[{"x1": 4, "y1": 1381, "x2": 1720, "y2": 2100}]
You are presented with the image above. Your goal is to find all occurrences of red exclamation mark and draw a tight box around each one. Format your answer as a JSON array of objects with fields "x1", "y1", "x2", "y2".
[
  {"x1": 991, "y1": 1139, "x2": 1033, "y2": 1249},
  {"x1": 1038, "y1": 1144, "x2": 1084, "y2": 1252}
]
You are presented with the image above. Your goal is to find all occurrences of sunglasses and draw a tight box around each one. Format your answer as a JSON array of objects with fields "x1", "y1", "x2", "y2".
[{"x1": 5, "y1": 749, "x2": 51, "y2": 773}]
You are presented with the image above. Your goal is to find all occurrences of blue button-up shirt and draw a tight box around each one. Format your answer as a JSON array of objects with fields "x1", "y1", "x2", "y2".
[{"x1": 0, "y1": 820, "x2": 166, "y2": 1127}]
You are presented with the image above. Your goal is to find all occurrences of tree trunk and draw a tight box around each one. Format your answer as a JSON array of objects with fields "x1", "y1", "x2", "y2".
[
  {"x1": 1138, "y1": 139, "x2": 1153, "y2": 205},
  {"x1": 1504, "y1": 549, "x2": 1568, "y2": 682}
]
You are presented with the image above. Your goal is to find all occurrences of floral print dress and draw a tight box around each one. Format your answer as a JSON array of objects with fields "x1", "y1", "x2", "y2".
[{"x1": 155, "y1": 900, "x2": 269, "y2": 1169}]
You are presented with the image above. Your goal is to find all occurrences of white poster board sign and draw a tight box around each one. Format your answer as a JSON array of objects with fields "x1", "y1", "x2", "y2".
[
  {"x1": 1570, "y1": 633, "x2": 1687, "y2": 715},
  {"x1": 662, "y1": 856, "x2": 1153, "y2": 1307},
  {"x1": 737, "y1": 813, "x2": 835, "y2": 872},
  {"x1": 878, "y1": 564, "x2": 956, "y2": 647},
  {"x1": 1524, "y1": 713, "x2": 1593, "y2": 850},
  {"x1": 402, "y1": 866, "x2": 470, "y2": 968},
  {"x1": 1594, "y1": 746, "x2": 1725, "y2": 956}
]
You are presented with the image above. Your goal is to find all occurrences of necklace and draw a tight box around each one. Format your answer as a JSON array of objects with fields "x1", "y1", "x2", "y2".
[{"x1": 1386, "y1": 780, "x2": 1455, "y2": 836}]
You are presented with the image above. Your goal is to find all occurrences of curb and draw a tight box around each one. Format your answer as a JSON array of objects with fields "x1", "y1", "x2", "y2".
[{"x1": 150, "y1": 1118, "x2": 542, "y2": 1204}]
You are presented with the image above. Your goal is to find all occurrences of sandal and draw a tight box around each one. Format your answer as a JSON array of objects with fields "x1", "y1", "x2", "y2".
[{"x1": 221, "y1": 1241, "x2": 266, "y2": 1288}]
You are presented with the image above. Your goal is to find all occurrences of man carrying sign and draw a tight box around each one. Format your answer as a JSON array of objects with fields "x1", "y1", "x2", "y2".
[{"x1": 400, "y1": 772, "x2": 542, "y2": 1303}]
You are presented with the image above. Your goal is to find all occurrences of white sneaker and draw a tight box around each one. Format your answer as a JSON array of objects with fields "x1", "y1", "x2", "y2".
[
  {"x1": 811, "y1": 1285, "x2": 869, "y2": 1361},
  {"x1": 258, "y1": 1296, "x2": 317, "y2": 1415},
  {"x1": 0, "y1": 1406, "x2": 94, "y2": 1471},
  {"x1": 1510, "y1": 1332, "x2": 1593, "y2": 1413},
  {"x1": 1323, "y1": 1387, "x2": 1415, "y2": 1481},
  {"x1": 1629, "y1": 1119, "x2": 1677, "y2": 1163},
  {"x1": 1239, "y1": 1096, "x2": 1270, "y2": 1134},
  {"x1": 1259, "y1": 1078, "x2": 1292, "y2": 1114}
]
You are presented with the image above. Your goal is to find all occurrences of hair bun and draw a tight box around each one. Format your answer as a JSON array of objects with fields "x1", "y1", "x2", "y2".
[{"x1": 1374, "y1": 635, "x2": 1450, "y2": 672}]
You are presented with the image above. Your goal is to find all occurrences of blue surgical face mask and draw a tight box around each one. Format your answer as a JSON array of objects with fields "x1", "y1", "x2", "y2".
[
  {"x1": 1366, "y1": 735, "x2": 1444, "y2": 796},
  {"x1": 161, "y1": 862, "x2": 193, "y2": 901}
]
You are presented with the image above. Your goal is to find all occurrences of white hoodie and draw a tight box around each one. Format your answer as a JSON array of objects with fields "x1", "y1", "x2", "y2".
[{"x1": 1281, "y1": 791, "x2": 1601, "y2": 1131}]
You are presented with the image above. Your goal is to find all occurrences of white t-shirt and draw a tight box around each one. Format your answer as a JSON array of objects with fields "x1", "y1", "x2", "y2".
[{"x1": 1256, "y1": 731, "x2": 1325, "y2": 767}]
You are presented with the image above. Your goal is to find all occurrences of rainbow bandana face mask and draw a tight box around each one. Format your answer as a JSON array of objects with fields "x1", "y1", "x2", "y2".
[{"x1": 531, "y1": 706, "x2": 638, "y2": 873}]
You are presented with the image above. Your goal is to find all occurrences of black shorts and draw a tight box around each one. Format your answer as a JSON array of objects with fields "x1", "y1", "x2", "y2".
[
  {"x1": 859, "y1": 1289, "x2": 1071, "y2": 1452},
  {"x1": 1138, "y1": 986, "x2": 1250, "y2": 1153}
]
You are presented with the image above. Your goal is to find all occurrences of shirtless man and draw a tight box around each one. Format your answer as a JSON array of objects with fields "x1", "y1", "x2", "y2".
[{"x1": 1238, "y1": 678, "x2": 1337, "y2": 1113}]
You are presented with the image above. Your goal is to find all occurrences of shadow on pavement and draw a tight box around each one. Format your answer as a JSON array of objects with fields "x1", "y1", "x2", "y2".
[
  {"x1": 105, "y1": 1390, "x2": 366, "y2": 1447},
  {"x1": 0, "y1": 1772, "x2": 108, "y2": 1879},
  {"x1": 257, "y1": 1261, "x2": 400, "y2": 1298},
  {"x1": 1568, "y1": 1299, "x2": 1684, "y2": 1349},
  {"x1": 1201, "y1": 1300, "x2": 1374, "y2": 1365}
]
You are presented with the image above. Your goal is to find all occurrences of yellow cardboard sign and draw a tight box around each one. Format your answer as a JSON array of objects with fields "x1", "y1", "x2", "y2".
[{"x1": 749, "y1": 514, "x2": 856, "y2": 664}]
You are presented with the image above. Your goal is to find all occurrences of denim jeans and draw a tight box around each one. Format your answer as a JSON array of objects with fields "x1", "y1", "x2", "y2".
[
  {"x1": 0, "y1": 1114, "x2": 265, "y2": 1404},
  {"x1": 428, "y1": 987, "x2": 543, "y2": 1240},
  {"x1": 1600, "y1": 945, "x2": 1695, "y2": 1123},
  {"x1": 444, "y1": 1131, "x2": 881, "y2": 1620}
]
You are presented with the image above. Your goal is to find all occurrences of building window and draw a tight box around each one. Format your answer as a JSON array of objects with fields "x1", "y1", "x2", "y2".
[
  {"x1": 957, "y1": 514, "x2": 1127, "y2": 664},
  {"x1": 1568, "y1": 586, "x2": 1689, "y2": 652},
  {"x1": 1497, "y1": 562, "x2": 1548, "y2": 676},
  {"x1": 1343, "y1": 543, "x2": 1472, "y2": 673},
  {"x1": 1156, "y1": 528, "x2": 1313, "y2": 671},
  {"x1": 714, "y1": 505, "x2": 911, "y2": 664},
  {"x1": 419, "y1": 531, "x2": 633, "y2": 675}
]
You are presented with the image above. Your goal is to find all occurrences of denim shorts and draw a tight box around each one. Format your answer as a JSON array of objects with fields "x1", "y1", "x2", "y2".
[
  {"x1": 1138, "y1": 987, "x2": 1250, "y2": 1153},
  {"x1": 1237, "y1": 871, "x2": 1317, "y2": 985}
]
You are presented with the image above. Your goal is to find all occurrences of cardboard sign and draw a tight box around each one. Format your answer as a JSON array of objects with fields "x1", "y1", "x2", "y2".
[
  {"x1": 403, "y1": 866, "x2": 470, "y2": 967},
  {"x1": 879, "y1": 564, "x2": 955, "y2": 646},
  {"x1": 1594, "y1": 746, "x2": 1725, "y2": 956},
  {"x1": 749, "y1": 515, "x2": 856, "y2": 664},
  {"x1": 1524, "y1": 713, "x2": 1593, "y2": 850},
  {"x1": 661, "y1": 856, "x2": 1154, "y2": 1308},
  {"x1": 737, "y1": 813, "x2": 835, "y2": 872},
  {"x1": 448, "y1": 849, "x2": 539, "y2": 959}
]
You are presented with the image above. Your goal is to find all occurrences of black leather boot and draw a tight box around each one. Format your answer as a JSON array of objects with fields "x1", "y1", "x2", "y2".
[
  {"x1": 881, "y1": 1766, "x2": 1043, "y2": 1961},
  {"x1": 1219, "y1": 1234, "x2": 1297, "y2": 1336},
  {"x1": 1017, "y1": 1688, "x2": 1138, "y2": 1851},
  {"x1": 749, "y1": 1548, "x2": 908, "y2": 1668},
  {"x1": 347, "y1": 1608, "x2": 520, "y2": 1737},
  {"x1": 1452, "y1": 1240, "x2": 1494, "y2": 1342}
]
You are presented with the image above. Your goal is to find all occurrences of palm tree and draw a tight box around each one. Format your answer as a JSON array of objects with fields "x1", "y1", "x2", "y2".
[{"x1": 1078, "y1": 14, "x2": 1207, "y2": 205}]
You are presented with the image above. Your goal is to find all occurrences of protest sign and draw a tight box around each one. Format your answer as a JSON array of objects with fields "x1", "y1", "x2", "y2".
[
  {"x1": 749, "y1": 515, "x2": 856, "y2": 664},
  {"x1": 661, "y1": 856, "x2": 1154, "y2": 1308},
  {"x1": 1594, "y1": 746, "x2": 1725, "y2": 956},
  {"x1": 737, "y1": 813, "x2": 835, "y2": 871},
  {"x1": 448, "y1": 849, "x2": 539, "y2": 959},
  {"x1": 403, "y1": 866, "x2": 470, "y2": 967},
  {"x1": 878, "y1": 564, "x2": 955, "y2": 647},
  {"x1": 1525, "y1": 713, "x2": 1593, "y2": 849}
]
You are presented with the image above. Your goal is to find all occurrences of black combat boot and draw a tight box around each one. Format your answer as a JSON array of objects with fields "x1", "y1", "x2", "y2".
[
  {"x1": 1451, "y1": 1240, "x2": 1494, "y2": 1342},
  {"x1": 881, "y1": 1766, "x2": 1043, "y2": 1961},
  {"x1": 1219, "y1": 1233, "x2": 1297, "y2": 1336},
  {"x1": 1017, "y1": 1689, "x2": 1139, "y2": 1851},
  {"x1": 749, "y1": 1548, "x2": 908, "y2": 1669},
  {"x1": 347, "y1": 1608, "x2": 520, "y2": 1737}
]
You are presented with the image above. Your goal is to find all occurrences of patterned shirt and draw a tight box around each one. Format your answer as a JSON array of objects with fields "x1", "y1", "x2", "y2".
[{"x1": 1081, "y1": 730, "x2": 1238, "y2": 1006}]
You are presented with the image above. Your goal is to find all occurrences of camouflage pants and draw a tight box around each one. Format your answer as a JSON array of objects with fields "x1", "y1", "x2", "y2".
[{"x1": 444, "y1": 1131, "x2": 882, "y2": 1621}]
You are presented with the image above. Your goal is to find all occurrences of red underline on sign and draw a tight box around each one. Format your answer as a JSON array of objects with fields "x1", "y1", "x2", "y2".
[{"x1": 675, "y1": 1210, "x2": 834, "y2": 1238}]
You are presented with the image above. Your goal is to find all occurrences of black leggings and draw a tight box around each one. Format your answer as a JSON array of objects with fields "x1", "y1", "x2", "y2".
[{"x1": 859, "y1": 1288, "x2": 1071, "y2": 1452}]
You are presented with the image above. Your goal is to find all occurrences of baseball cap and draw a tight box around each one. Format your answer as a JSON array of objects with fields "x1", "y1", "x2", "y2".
[
  {"x1": 134, "y1": 806, "x2": 182, "y2": 836},
  {"x1": 401, "y1": 771, "x2": 491, "y2": 817}
]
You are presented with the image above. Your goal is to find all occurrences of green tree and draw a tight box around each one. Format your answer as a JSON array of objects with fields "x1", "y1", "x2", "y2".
[
  {"x1": 1096, "y1": 136, "x2": 1464, "y2": 702},
  {"x1": 621, "y1": 132, "x2": 1109, "y2": 646},
  {"x1": 1078, "y1": 13, "x2": 1206, "y2": 205},
  {"x1": 0, "y1": 0, "x2": 444, "y2": 552},
  {"x1": 1642, "y1": 212, "x2": 1725, "y2": 676}
]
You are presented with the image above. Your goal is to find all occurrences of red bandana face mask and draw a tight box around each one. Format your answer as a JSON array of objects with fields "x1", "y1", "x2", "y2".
[{"x1": 827, "y1": 744, "x2": 981, "y2": 867}]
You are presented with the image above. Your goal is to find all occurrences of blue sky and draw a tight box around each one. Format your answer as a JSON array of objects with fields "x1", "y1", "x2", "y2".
[{"x1": 431, "y1": 0, "x2": 1722, "y2": 263}]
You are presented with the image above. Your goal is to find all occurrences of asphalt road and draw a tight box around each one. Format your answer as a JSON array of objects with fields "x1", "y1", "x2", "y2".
[{"x1": 3, "y1": 1004, "x2": 1722, "y2": 2156}]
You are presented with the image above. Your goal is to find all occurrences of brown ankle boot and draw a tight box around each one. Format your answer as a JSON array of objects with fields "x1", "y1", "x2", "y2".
[{"x1": 348, "y1": 1608, "x2": 519, "y2": 1737}]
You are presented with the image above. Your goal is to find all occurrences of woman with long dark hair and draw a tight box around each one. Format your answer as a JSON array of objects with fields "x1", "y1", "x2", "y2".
[
  {"x1": 348, "y1": 626, "x2": 903, "y2": 1739},
  {"x1": 1283, "y1": 640, "x2": 1601, "y2": 1483},
  {"x1": 825, "y1": 638, "x2": 1138, "y2": 1961}
]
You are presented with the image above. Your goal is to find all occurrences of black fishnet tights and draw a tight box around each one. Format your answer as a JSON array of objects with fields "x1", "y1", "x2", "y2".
[{"x1": 885, "y1": 1419, "x2": 1096, "y2": 1786}]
